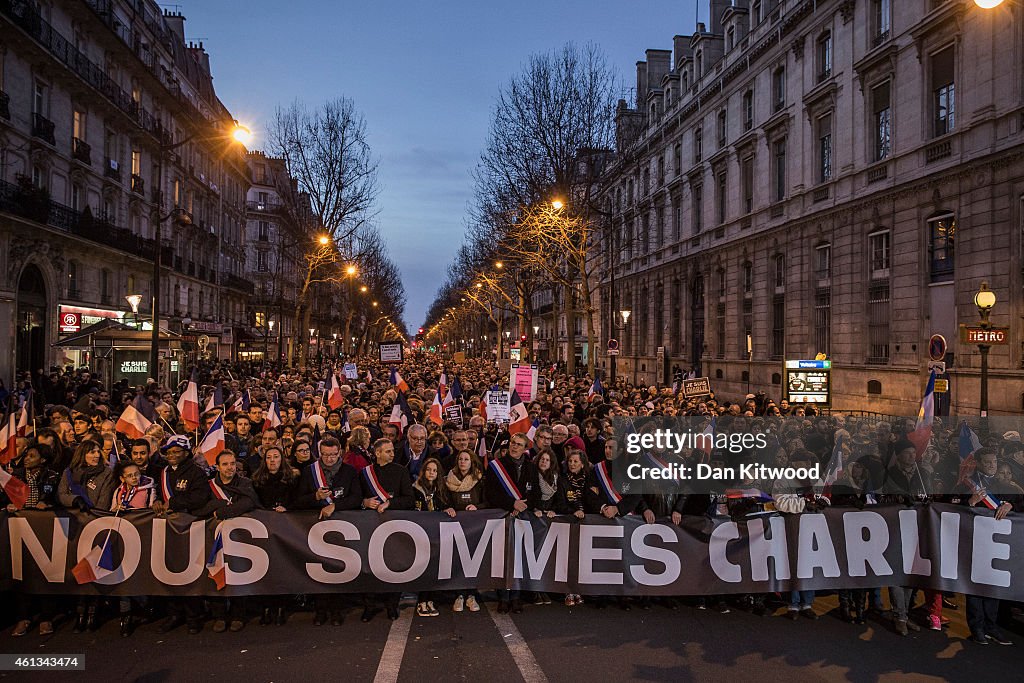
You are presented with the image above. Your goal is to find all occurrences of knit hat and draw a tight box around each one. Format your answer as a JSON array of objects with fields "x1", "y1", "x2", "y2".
[
  {"x1": 161, "y1": 434, "x2": 191, "y2": 452},
  {"x1": 565, "y1": 436, "x2": 586, "y2": 452}
]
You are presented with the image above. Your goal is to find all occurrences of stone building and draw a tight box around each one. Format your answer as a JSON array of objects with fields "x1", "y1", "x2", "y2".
[
  {"x1": 0, "y1": 0, "x2": 251, "y2": 386},
  {"x1": 598, "y1": 0, "x2": 1024, "y2": 414}
]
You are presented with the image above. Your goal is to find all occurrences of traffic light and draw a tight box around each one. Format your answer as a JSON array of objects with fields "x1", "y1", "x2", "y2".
[
  {"x1": 418, "y1": 327, "x2": 424, "y2": 334},
  {"x1": 521, "y1": 334, "x2": 527, "y2": 342}
]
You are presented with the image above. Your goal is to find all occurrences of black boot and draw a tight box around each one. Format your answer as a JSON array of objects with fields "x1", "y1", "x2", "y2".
[
  {"x1": 73, "y1": 613, "x2": 87, "y2": 634},
  {"x1": 120, "y1": 615, "x2": 135, "y2": 638},
  {"x1": 274, "y1": 607, "x2": 286, "y2": 626},
  {"x1": 86, "y1": 608, "x2": 98, "y2": 632},
  {"x1": 260, "y1": 608, "x2": 272, "y2": 626}
]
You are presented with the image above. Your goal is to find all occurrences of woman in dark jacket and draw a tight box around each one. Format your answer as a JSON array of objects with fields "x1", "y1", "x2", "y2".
[
  {"x1": 57, "y1": 439, "x2": 115, "y2": 633},
  {"x1": 413, "y1": 458, "x2": 447, "y2": 617},
  {"x1": 442, "y1": 450, "x2": 486, "y2": 613},
  {"x1": 528, "y1": 448, "x2": 561, "y2": 517},
  {"x1": 251, "y1": 445, "x2": 299, "y2": 625}
]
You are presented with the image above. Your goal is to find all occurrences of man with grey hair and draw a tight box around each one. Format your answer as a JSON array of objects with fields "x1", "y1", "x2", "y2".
[{"x1": 397, "y1": 423, "x2": 429, "y2": 477}]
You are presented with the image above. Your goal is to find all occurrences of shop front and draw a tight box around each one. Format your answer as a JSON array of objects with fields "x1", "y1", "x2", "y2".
[{"x1": 56, "y1": 319, "x2": 184, "y2": 389}]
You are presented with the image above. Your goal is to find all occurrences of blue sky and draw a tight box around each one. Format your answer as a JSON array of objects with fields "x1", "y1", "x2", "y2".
[{"x1": 187, "y1": 0, "x2": 700, "y2": 327}]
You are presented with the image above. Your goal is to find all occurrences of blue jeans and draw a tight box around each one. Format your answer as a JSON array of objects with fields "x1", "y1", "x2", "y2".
[{"x1": 789, "y1": 590, "x2": 815, "y2": 611}]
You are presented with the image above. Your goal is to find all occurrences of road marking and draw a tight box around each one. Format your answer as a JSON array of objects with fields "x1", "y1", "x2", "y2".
[
  {"x1": 373, "y1": 608, "x2": 413, "y2": 683},
  {"x1": 487, "y1": 603, "x2": 549, "y2": 683}
]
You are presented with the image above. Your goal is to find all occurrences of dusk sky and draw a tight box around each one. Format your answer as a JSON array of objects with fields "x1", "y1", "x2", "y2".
[{"x1": 186, "y1": 0, "x2": 700, "y2": 328}]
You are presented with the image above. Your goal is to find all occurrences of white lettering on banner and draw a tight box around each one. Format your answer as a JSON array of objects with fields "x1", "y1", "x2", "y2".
[
  {"x1": 842, "y1": 512, "x2": 892, "y2": 578},
  {"x1": 629, "y1": 525, "x2": 681, "y2": 586},
  {"x1": 9, "y1": 517, "x2": 69, "y2": 582},
  {"x1": 306, "y1": 521, "x2": 361, "y2": 583},
  {"x1": 368, "y1": 520, "x2": 430, "y2": 583},
  {"x1": 748, "y1": 515, "x2": 790, "y2": 581},
  {"x1": 76, "y1": 516, "x2": 142, "y2": 585},
  {"x1": 796, "y1": 515, "x2": 841, "y2": 579},
  {"x1": 578, "y1": 525, "x2": 623, "y2": 584},
  {"x1": 899, "y1": 509, "x2": 932, "y2": 577},
  {"x1": 438, "y1": 519, "x2": 505, "y2": 580},
  {"x1": 972, "y1": 516, "x2": 1012, "y2": 588},
  {"x1": 939, "y1": 512, "x2": 960, "y2": 580},
  {"x1": 150, "y1": 519, "x2": 205, "y2": 585},
  {"x1": 513, "y1": 520, "x2": 569, "y2": 582},
  {"x1": 217, "y1": 518, "x2": 270, "y2": 586},
  {"x1": 708, "y1": 522, "x2": 742, "y2": 583}
]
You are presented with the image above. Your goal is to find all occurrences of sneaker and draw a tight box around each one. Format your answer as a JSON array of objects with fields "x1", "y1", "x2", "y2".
[
  {"x1": 466, "y1": 596, "x2": 480, "y2": 612},
  {"x1": 427, "y1": 601, "x2": 440, "y2": 617},
  {"x1": 416, "y1": 602, "x2": 431, "y2": 617},
  {"x1": 542, "y1": 593, "x2": 552, "y2": 605},
  {"x1": 38, "y1": 621, "x2": 54, "y2": 636},
  {"x1": 971, "y1": 634, "x2": 989, "y2": 645},
  {"x1": 533, "y1": 593, "x2": 545, "y2": 606},
  {"x1": 10, "y1": 620, "x2": 30, "y2": 637},
  {"x1": 453, "y1": 596, "x2": 465, "y2": 613},
  {"x1": 928, "y1": 615, "x2": 942, "y2": 631},
  {"x1": 987, "y1": 634, "x2": 1013, "y2": 646},
  {"x1": 212, "y1": 619, "x2": 227, "y2": 633},
  {"x1": 895, "y1": 620, "x2": 909, "y2": 637}
]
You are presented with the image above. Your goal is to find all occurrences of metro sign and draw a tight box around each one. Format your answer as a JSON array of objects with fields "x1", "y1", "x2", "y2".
[{"x1": 960, "y1": 326, "x2": 1008, "y2": 345}]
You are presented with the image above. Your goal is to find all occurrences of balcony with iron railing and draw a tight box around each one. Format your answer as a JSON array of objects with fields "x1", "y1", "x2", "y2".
[
  {"x1": 103, "y1": 157, "x2": 121, "y2": 181},
  {"x1": 245, "y1": 200, "x2": 284, "y2": 213},
  {"x1": 130, "y1": 173, "x2": 145, "y2": 195},
  {"x1": 72, "y1": 137, "x2": 92, "y2": 165},
  {"x1": 31, "y1": 113, "x2": 56, "y2": 145}
]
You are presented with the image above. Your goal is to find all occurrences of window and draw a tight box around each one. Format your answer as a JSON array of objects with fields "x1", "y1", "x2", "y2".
[
  {"x1": 815, "y1": 244, "x2": 831, "y2": 279},
  {"x1": 752, "y1": 1, "x2": 762, "y2": 25},
  {"x1": 100, "y1": 268, "x2": 111, "y2": 304},
  {"x1": 928, "y1": 213, "x2": 955, "y2": 282},
  {"x1": 717, "y1": 109, "x2": 728, "y2": 147},
  {"x1": 817, "y1": 32, "x2": 832, "y2": 82},
  {"x1": 872, "y1": 0, "x2": 891, "y2": 46},
  {"x1": 692, "y1": 184, "x2": 703, "y2": 233},
  {"x1": 741, "y1": 156, "x2": 754, "y2": 213},
  {"x1": 71, "y1": 184, "x2": 82, "y2": 211},
  {"x1": 257, "y1": 251, "x2": 269, "y2": 272},
  {"x1": 673, "y1": 200, "x2": 682, "y2": 240},
  {"x1": 642, "y1": 212, "x2": 650, "y2": 253},
  {"x1": 33, "y1": 81, "x2": 47, "y2": 115},
  {"x1": 694, "y1": 127, "x2": 703, "y2": 163},
  {"x1": 655, "y1": 206, "x2": 664, "y2": 244},
  {"x1": 716, "y1": 274, "x2": 726, "y2": 359},
  {"x1": 772, "y1": 66, "x2": 786, "y2": 113},
  {"x1": 73, "y1": 110, "x2": 85, "y2": 141},
  {"x1": 696, "y1": 51, "x2": 703, "y2": 78},
  {"x1": 817, "y1": 113, "x2": 833, "y2": 182},
  {"x1": 868, "y1": 282, "x2": 890, "y2": 363},
  {"x1": 814, "y1": 287, "x2": 831, "y2": 357},
  {"x1": 716, "y1": 172, "x2": 727, "y2": 225},
  {"x1": 771, "y1": 295, "x2": 785, "y2": 360},
  {"x1": 131, "y1": 150, "x2": 141, "y2": 176},
  {"x1": 773, "y1": 138, "x2": 787, "y2": 202},
  {"x1": 657, "y1": 156, "x2": 665, "y2": 185},
  {"x1": 727, "y1": 26, "x2": 735, "y2": 52},
  {"x1": 743, "y1": 262, "x2": 753, "y2": 293},
  {"x1": 742, "y1": 90, "x2": 754, "y2": 131},
  {"x1": 931, "y1": 46, "x2": 955, "y2": 137},
  {"x1": 774, "y1": 254, "x2": 786, "y2": 290},
  {"x1": 872, "y1": 81, "x2": 892, "y2": 160},
  {"x1": 258, "y1": 221, "x2": 270, "y2": 241},
  {"x1": 673, "y1": 143, "x2": 682, "y2": 176},
  {"x1": 67, "y1": 261, "x2": 79, "y2": 297},
  {"x1": 643, "y1": 168, "x2": 651, "y2": 195},
  {"x1": 869, "y1": 230, "x2": 890, "y2": 276}
]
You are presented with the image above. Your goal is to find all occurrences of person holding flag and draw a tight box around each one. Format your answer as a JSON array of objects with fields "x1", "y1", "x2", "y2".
[
  {"x1": 955, "y1": 446, "x2": 1019, "y2": 645},
  {"x1": 484, "y1": 432, "x2": 536, "y2": 614},
  {"x1": 2, "y1": 442, "x2": 57, "y2": 513},
  {"x1": 360, "y1": 438, "x2": 415, "y2": 622},
  {"x1": 176, "y1": 369, "x2": 200, "y2": 432}
]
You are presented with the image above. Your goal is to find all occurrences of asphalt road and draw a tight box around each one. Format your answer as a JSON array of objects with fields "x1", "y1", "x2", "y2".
[{"x1": 1, "y1": 593, "x2": 1022, "y2": 682}]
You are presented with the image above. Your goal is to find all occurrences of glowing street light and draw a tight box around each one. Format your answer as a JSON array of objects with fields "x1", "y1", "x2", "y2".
[
  {"x1": 551, "y1": 199, "x2": 564, "y2": 210},
  {"x1": 231, "y1": 123, "x2": 253, "y2": 145},
  {"x1": 318, "y1": 235, "x2": 330, "y2": 246},
  {"x1": 974, "y1": 0, "x2": 1005, "y2": 7}
]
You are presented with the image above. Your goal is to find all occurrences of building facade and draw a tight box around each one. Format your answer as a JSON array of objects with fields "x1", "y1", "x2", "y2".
[
  {"x1": 599, "y1": 0, "x2": 1024, "y2": 414},
  {"x1": 0, "y1": 0, "x2": 251, "y2": 386}
]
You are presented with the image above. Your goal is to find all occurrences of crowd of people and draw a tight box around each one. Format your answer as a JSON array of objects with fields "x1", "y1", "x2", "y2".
[{"x1": 1, "y1": 354, "x2": 1021, "y2": 647}]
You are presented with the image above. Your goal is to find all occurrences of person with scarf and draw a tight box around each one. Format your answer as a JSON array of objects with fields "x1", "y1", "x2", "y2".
[
  {"x1": 443, "y1": 449, "x2": 486, "y2": 613},
  {"x1": 555, "y1": 449, "x2": 589, "y2": 607},
  {"x1": 413, "y1": 457, "x2": 448, "y2": 617},
  {"x1": 527, "y1": 448, "x2": 561, "y2": 606},
  {"x1": 360, "y1": 438, "x2": 415, "y2": 622},
  {"x1": 343, "y1": 426, "x2": 373, "y2": 469},
  {"x1": 252, "y1": 445, "x2": 300, "y2": 626},
  {"x1": 109, "y1": 460, "x2": 155, "y2": 636},
  {"x1": 296, "y1": 435, "x2": 362, "y2": 626},
  {"x1": 485, "y1": 432, "x2": 536, "y2": 614}
]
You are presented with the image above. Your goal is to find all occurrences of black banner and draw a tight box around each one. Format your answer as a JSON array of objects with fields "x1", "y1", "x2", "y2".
[{"x1": 1, "y1": 505, "x2": 1020, "y2": 599}]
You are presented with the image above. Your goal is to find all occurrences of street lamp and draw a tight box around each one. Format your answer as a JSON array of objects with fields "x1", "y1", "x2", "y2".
[
  {"x1": 975, "y1": 0, "x2": 1005, "y2": 7},
  {"x1": 125, "y1": 293, "x2": 142, "y2": 327},
  {"x1": 613, "y1": 309, "x2": 631, "y2": 385},
  {"x1": 151, "y1": 121, "x2": 251, "y2": 385},
  {"x1": 551, "y1": 199, "x2": 564, "y2": 210},
  {"x1": 974, "y1": 281, "x2": 996, "y2": 416}
]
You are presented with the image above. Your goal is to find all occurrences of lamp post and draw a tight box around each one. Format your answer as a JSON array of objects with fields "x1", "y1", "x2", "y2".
[
  {"x1": 617, "y1": 309, "x2": 631, "y2": 386},
  {"x1": 151, "y1": 122, "x2": 251, "y2": 385},
  {"x1": 974, "y1": 281, "x2": 996, "y2": 416},
  {"x1": 266, "y1": 319, "x2": 275, "y2": 363}
]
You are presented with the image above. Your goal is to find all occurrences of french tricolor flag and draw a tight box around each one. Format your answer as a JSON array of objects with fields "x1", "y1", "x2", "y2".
[
  {"x1": 0, "y1": 467, "x2": 28, "y2": 509},
  {"x1": 429, "y1": 387, "x2": 445, "y2": 425},
  {"x1": 907, "y1": 370, "x2": 936, "y2": 459},
  {"x1": 230, "y1": 389, "x2": 250, "y2": 414},
  {"x1": 699, "y1": 417, "x2": 717, "y2": 459},
  {"x1": 506, "y1": 390, "x2": 531, "y2": 436},
  {"x1": 72, "y1": 532, "x2": 117, "y2": 584},
  {"x1": 326, "y1": 373, "x2": 345, "y2": 410},
  {"x1": 198, "y1": 415, "x2": 226, "y2": 466},
  {"x1": 177, "y1": 369, "x2": 200, "y2": 432},
  {"x1": 525, "y1": 419, "x2": 540, "y2": 446},
  {"x1": 587, "y1": 376, "x2": 603, "y2": 401},
  {"x1": 206, "y1": 530, "x2": 226, "y2": 590},
  {"x1": 390, "y1": 368, "x2": 409, "y2": 393},
  {"x1": 115, "y1": 394, "x2": 154, "y2": 440},
  {"x1": 0, "y1": 409, "x2": 16, "y2": 465}
]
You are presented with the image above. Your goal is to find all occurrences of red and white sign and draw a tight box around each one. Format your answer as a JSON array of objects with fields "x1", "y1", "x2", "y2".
[{"x1": 59, "y1": 311, "x2": 82, "y2": 333}]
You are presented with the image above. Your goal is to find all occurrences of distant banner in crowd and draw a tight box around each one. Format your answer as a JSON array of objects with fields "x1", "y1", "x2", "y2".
[{"x1": 0, "y1": 505, "x2": 1019, "y2": 599}]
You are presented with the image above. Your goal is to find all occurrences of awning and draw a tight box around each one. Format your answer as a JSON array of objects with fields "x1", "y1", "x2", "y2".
[{"x1": 55, "y1": 318, "x2": 181, "y2": 347}]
